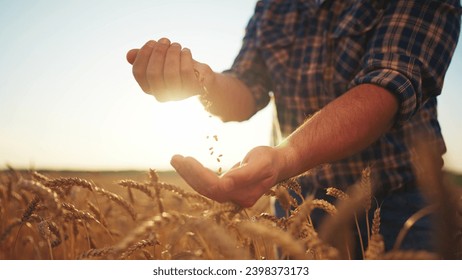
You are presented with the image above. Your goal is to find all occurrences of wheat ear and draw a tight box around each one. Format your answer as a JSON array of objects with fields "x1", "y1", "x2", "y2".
[
  {"x1": 93, "y1": 186, "x2": 137, "y2": 221},
  {"x1": 119, "y1": 238, "x2": 159, "y2": 260}
]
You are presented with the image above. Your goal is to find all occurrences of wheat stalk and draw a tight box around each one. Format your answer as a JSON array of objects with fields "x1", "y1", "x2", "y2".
[
  {"x1": 364, "y1": 234, "x2": 385, "y2": 260},
  {"x1": 236, "y1": 220, "x2": 306, "y2": 260},
  {"x1": 393, "y1": 204, "x2": 436, "y2": 250}
]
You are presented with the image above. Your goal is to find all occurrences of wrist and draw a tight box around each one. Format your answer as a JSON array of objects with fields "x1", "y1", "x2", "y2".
[
  {"x1": 274, "y1": 143, "x2": 299, "y2": 182},
  {"x1": 192, "y1": 61, "x2": 215, "y2": 94},
  {"x1": 196, "y1": 69, "x2": 217, "y2": 110}
]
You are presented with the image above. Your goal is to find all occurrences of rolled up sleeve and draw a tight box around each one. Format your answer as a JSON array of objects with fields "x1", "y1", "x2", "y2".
[
  {"x1": 223, "y1": 1, "x2": 272, "y2": 113},
  {"x1": 350, "y1": 0, "x2": 461, "y2": 125}
]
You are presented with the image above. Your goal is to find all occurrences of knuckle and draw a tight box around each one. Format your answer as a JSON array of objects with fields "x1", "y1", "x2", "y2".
[{"x1": 153, "y1": 44, "x2": 168, "y2": 56}]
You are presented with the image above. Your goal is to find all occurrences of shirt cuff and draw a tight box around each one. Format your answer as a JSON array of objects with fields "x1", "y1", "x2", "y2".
[
  {"x1": 350, "y1": 53, "x2": 423, "y2": 125},
  {"x1": 223, "y1": 69, "x2": 271, "y2": 112}
]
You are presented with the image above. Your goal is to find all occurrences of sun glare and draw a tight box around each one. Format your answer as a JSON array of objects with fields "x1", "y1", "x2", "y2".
[{"x1": 140, "y1": 95, "x2": 274, "y2": 172}]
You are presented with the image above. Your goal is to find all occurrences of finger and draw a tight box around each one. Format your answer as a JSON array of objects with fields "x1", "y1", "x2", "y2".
[
  {"x1": 146, "y1": 38, "x2": 171, "y2": 97},
  {"x1": 220, "y1": 162, "x2": 274, "y2": 208},
  {"x1": 170, "y1": 155, "x2": 217, "y2": 189},
  {"x1": 170, "y1": 155, "x2": 221, "y2": 199},
  {"x1": 132, "y1": 40, "x2": 156, "y2": 93},
  {"x1": 180, "y1": 48, "x2": 202, "y2": 93},
  {"x1": 126, "y1": 49, "x2": 139, "y2": 65},
  {"x1": 163, "y1": 42, "x2": 182, "y2": 91}
]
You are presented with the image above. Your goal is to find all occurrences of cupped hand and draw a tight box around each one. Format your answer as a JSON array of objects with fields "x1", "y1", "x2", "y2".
[
  {"x1": 170, "y1": 146, "x2": 285, "y2": 208},
  {"x1": 126, "y1": 38, "x2": 213, "y2": 102}
]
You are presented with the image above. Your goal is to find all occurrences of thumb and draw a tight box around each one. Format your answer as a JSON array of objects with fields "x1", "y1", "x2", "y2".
[
  {"x1": 126, "y1": 49, "x2": 139, "y2": 65},
  {"x1": 192, "y1": 59, "x2": 214, "y2": 88}
]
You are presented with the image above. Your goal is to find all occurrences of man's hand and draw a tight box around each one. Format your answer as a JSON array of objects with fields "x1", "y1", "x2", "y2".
[
  {"x1": 126, "y1": 38, "x2": 213, "y2": 102},
  {"x1": 170, "y1": 146, "x2": 286, "y2": 208}
]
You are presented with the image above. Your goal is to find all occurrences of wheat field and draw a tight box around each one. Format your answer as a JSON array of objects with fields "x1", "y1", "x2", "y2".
[{"x1": 1, "y1": 160, "x2": 461, "y2": 260}]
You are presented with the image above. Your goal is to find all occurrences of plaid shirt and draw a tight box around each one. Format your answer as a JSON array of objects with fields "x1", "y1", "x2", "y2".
[{"x1": 225, "y1": 0, "x2": 461, "y2": 193}]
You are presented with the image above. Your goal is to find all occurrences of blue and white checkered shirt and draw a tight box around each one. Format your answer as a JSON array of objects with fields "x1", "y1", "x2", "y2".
[{"x1": 225, "y1": 0, "x2": 461, "y2": 194}]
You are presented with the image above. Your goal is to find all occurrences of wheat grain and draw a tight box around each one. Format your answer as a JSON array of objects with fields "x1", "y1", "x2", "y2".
[
  {"x1": 45, "y1": 177, "x2": 94, "y2": 192},
  {"x1": 118, "y1": 180, "x2": 153, "y2": 198},
  {"x1": 257, "y1": 213, "x2": 279, "y2": 224},
  {"x1": 38, "y1": 220, "x2": 52, "y2": 240},
  {"x1": 62, "y1": 202, "x2": 102, "y2": 224},
  {"x1": 364, "y1": 234, "x2": 385, "y2": 260},
  {"x1": 30, "y1": 171, "x2": 50, "y2": 184},
  {"x1": 37, "y1": 220, "x2": 54, "y2": 259},
  {"x1": 273, "y1": 186, "x2": 298, "y2": 213},
  {"x1": 21, "y1": 195, "x2": 41, "y2": 223},
  {"x1": 312, "y1": 199, "x2": 337, "y2": 216},
  {"x1": 358, "y1": 167, "x2": 372, "y2": 212},
  {"x1": 78, "y1": 247, "x2": 115, "y2": 259},
  {"x1": 141, "y1": 249, "x2": 154, "y2": 260},
  {"x1": 283, "y1": 178, "x2": 303, "y2": 201},
  {"x1": 326, "y1": 187, "x2": 349, "y2": 201},
  {"x1": 371, "y1": 207, "x2": 381, "y2": 236},
  {"x1": 287, "y1": 195, "x2": 314, "y2": 235},
  {"x1": 148, "y1": 169, "x2": 159, "y2": 184},
  {"x1": 47, "y1": 221, "x2": 62, "y2": 248}
]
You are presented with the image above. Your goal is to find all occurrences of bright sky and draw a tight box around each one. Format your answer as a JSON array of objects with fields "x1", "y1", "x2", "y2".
[{"x1": 0, "y1": 0, "x2": 461, "y2": 174}]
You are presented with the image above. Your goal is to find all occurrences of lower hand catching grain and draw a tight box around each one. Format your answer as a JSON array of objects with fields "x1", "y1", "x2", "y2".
[{"x1": 170, "y1": 146, "x2": 284, "y2": 208}]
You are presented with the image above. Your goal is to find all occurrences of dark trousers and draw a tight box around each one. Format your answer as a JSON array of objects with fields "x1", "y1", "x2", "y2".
[{"x1": 274, "y1": 185, "x2": 434, "y2": 259}]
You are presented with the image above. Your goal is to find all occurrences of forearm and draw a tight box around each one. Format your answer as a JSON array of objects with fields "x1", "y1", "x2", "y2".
[
  {"x1": 275, "y1": 83, "x2": 399, "y2": 181},
  {"x1": 199, "y1": 72, "x2": 257, "y2": 122}
]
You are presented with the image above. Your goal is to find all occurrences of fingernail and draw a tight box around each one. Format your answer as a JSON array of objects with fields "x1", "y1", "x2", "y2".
[
  {"x1": 170, "y1": 154, "x2": 183, "y2": 165},
  {"x1": 171, "y1": 42, "x2": 182, "y2": 48},
  {"x1": 159, "y1": 38, "x2": 170, "y2": 45},
  {"x1": 146, "y1": 40, "x2": 156, "y2": 47}
]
